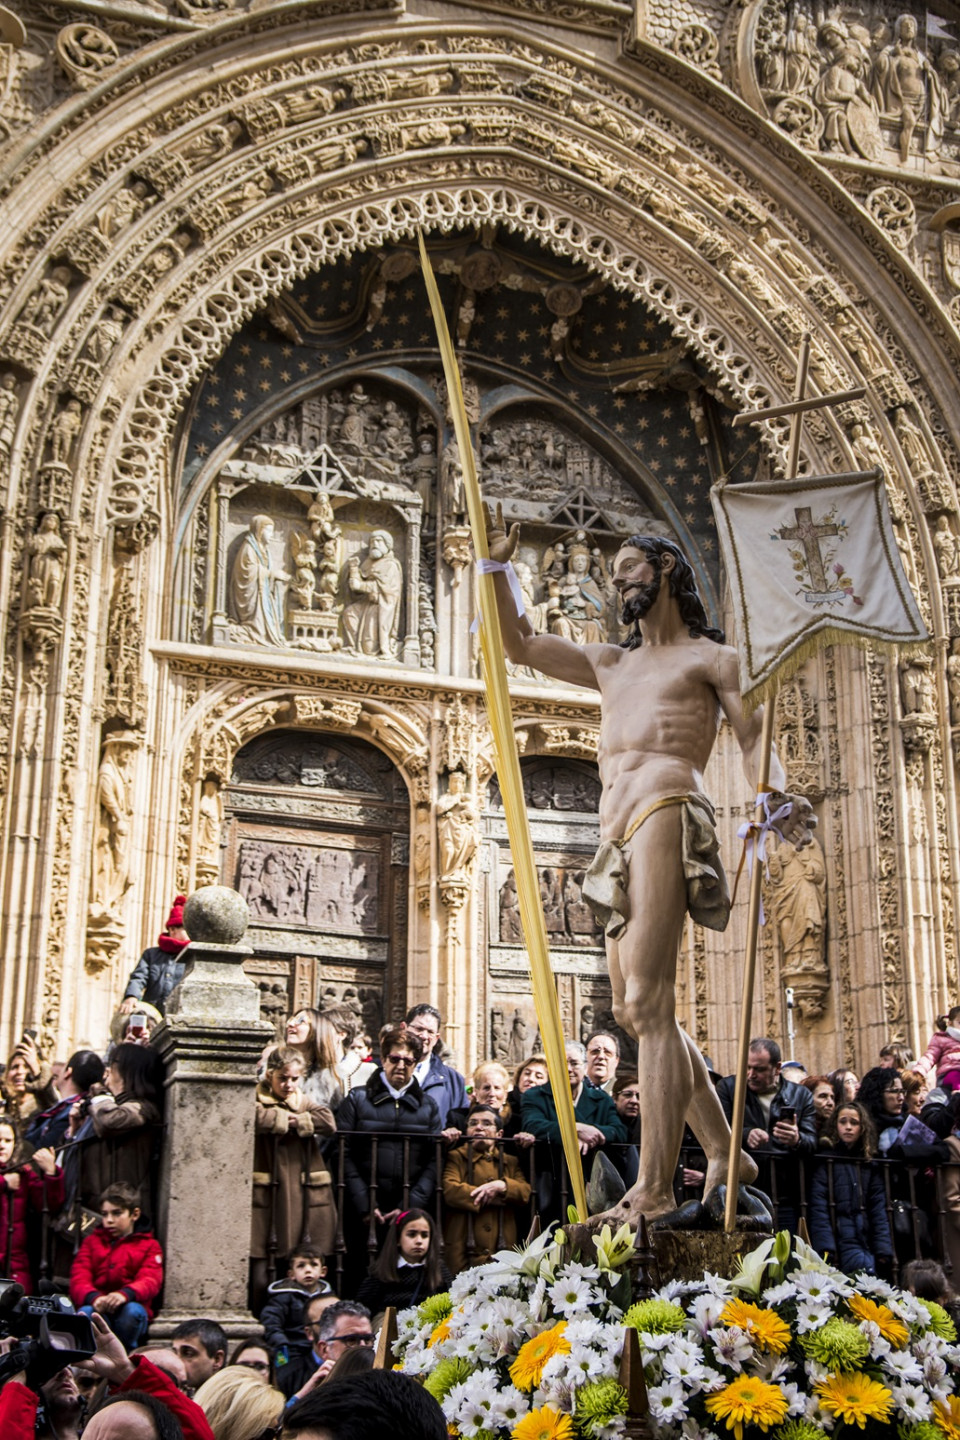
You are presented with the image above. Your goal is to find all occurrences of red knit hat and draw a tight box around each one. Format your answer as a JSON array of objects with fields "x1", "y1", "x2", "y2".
[{"x1": 165, "y1": 895, "x2": 187, "y2": 930}]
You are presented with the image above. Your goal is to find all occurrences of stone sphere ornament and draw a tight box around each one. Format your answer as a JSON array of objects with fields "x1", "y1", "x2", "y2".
[{"x1": 182, "y1": 885, "x2": 249, "y2": 945}]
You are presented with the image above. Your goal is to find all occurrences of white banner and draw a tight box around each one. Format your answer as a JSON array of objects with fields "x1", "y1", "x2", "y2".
[{"x1": 711, "y1": 473, "x2": 929, "y2": 709}]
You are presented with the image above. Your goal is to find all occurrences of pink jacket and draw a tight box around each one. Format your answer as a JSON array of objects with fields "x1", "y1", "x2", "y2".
[{"x1": 914, "y1": 1028, "x2": 960, "y2": 1082}]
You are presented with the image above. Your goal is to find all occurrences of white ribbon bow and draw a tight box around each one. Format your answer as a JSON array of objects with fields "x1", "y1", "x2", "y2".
[
  {"x1": 470, "y1": 559, "x2": 526, "y2": 632},
  {"x1": 736, "y1": 792, "x2": 793, "y2": 925}
]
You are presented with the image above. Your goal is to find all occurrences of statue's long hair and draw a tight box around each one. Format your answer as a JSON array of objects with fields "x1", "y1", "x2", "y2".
[{"x1": 619, "y1": 535, "x2": 725, "y2": 649}]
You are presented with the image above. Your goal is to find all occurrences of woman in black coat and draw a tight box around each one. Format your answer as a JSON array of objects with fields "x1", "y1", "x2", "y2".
[{"x1": 809, "y1": 1101, "x2": 893, "y2": 1276}]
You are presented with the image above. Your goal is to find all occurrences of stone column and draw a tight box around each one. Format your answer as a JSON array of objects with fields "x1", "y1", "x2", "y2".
[{"x1": 151, "y1": 885, "x2": 273, "y2": 1336}]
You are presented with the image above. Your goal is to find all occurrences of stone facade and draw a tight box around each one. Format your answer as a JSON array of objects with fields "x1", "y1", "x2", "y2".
[{"x1": 0, "y1": 0, "x2": 958, "y2": 1078}]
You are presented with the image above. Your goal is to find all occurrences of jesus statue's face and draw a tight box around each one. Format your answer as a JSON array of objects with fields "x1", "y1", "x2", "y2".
[{"x1": 613, "y1": 546, "x2": 662, "y2": 626}]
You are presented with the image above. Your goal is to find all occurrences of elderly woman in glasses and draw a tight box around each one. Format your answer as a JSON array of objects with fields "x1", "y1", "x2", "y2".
[{"x1": 335, "y1": 1025, "x2": 442, "y2": 1292}]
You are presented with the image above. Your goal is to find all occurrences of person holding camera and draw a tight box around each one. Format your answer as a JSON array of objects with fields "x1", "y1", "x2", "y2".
[
  {"x1": 0, "y1": 1117, "x2": 63, "y2": 1294},
  {"x1": 716, "y1": 1036, "x2": 816, "y2": 1234}
]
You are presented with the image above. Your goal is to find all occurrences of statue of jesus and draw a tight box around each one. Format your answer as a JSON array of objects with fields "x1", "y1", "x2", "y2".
[{"x1": 484, "y1": 503, "x2": 815, "y2": 1226}]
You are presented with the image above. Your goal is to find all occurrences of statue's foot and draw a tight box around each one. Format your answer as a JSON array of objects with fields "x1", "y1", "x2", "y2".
[
  {"x1": 703, "y1": 1183, "x2": 774, "y2": 1232},
  {"x1": 563, "y1": 1187, "x2": 675, "y2": 1254},
  {"x1": 703, "y1": 1150, "x2": 758, "y2": 1197},
  {"x1": 649, "y1": 1197, "x2": 706, "y2": 1231}
]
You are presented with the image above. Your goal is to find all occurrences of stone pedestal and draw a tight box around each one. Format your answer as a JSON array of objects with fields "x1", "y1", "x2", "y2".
[{"x1": 151, "y1": 886, "x2": 273, "y2": 1337}]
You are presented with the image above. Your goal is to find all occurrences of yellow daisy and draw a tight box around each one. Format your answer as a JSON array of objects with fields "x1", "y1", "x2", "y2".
[
  {"x1": 704, "y1": 1374, "x2": 789, "y2": 1440},
  {"x1": 428, "y1": 1317, "x2": 451, "y2": 1347},
  {"x1": 721, "y1": 1297, "x2": 792, "y2": 1353},
  {"x1": 847, "y1": 1293, "x2": 910, "y2": 1348},
  {"x1": 815, "y1": 1371, "x2": 894, "y2": 1428},
  {"x1": 511, "y1": 1406, "x2": 575, "y2": 1440},
  {"x1": 934, "y1": 1395, "x2": 960, "y2": 1440},
  {"x1": 510, "y1": 1322, "x2": 572, "y2": 1392}
]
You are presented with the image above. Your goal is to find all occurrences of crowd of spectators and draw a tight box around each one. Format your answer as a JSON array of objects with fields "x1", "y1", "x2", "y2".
[{"x1": 3, "y1": 895, "x2": 960, "y2": 1436}]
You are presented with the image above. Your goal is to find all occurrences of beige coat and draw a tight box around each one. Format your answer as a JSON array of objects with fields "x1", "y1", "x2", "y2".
[
  {"x1": 442, "y1": 1146, "x2": 531, "y2": 1274},
  {"x1": 251, "y1": 1085, "x2": 336, "y2": 1262}
]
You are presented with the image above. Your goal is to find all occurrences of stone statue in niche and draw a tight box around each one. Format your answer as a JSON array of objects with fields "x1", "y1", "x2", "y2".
[
  {"x1": 499, "y1": 869, "x2": 523, "y2": 941},
  {"x1": 340, "y1": 529, "x2": 403, "y2": 658},
  {"x1": 19, "y1": 267, "x2": 72, "y2": 335},
  {"x1": 934, "y1": 515, "x2": 960, "y2": 580},
  {"x1": 26, "y1": 512, "x2": 67, "y2": 611},
  {"x1": 48, "y1": 399, "x2": 83, "y2": 466},
  {"x1": 0, "y1": 373, "x2": 19, "y2": 464},
  {"x1": 81, "y1": 306, "x2": 125, "y2": 367},
  {"x1": 542, "y1": 531, "x2": 612, "y2": 644},
  {"x1": 95, "y1": 181, "x2": 151, "y2": 240},
  {"x1": 895, "y1": 408, "x2": 936, "y2": 476},
  {"x1": 437, "y1": 770, "x2": 478, "y2": 883},
  {"x1": 539, "y1": 867, "x2": 565, "y2": 935},
  {"x1": 765, "y1": 836, "x2": 828, "y2": 1021},
  {"x1": 229, "y1": 515, "x2": 290, "y2": 647},
  {"x1": 506, "y1": 1009, "x2": 529, "y2": 1067},
  {"x1": 441, "y1": 439, "x2": 465, "y2": 519},
  {"x1": 947, "y1": 641, "x2": 960, "y2": 725},
  {"x1": 195, "y1": 775, "x2": 224, "y2": 885},
  {"x1": 900, "y1": 654, "x2": 936, "y2": 716},
  {"x1": 92, "y1": 731, "x2": 138, "y2": 913}
]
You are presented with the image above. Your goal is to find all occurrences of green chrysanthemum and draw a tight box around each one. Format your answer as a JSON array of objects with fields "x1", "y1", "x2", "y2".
[
  {"x1": 423, "y1": 1355, "x2": 474, "y2": 1402},
  {"x1": 923, "y1": 1299, "x2": 957, "y2": 1342},
  {"x1": 575, "y1": 1378, "x2": 629, "y2": 1436},
  {"x1": 897, "y1": 1424, "x2": 942, "y2": 1440},
  {"x1": 799, "y1": 1315, "x2": 870, "y2": 1370},
  {"x1": 622, "y1": 1298, "x2": 687, "y2": 1336},
  {"x1": 417, "y1": 1291, "x2": 452, "y2": 1329},
  {"x1": 774, "y1": 1422, "x2": 825, "y2": 1440}
]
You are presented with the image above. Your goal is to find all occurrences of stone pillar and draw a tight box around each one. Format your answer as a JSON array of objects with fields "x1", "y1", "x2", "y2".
[{"x1": 151, "y1": 885, "x2": 273, "y2": 1336}]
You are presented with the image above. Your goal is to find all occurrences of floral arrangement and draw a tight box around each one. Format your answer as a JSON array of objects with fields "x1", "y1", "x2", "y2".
[{"x1": 393, "y1": 1224, "x2": 960, "y2": 1440}]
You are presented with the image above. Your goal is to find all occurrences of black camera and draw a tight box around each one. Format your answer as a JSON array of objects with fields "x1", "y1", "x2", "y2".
[{"x1": 0, "y1": 1279, "x2": 96, "y2": 1390}]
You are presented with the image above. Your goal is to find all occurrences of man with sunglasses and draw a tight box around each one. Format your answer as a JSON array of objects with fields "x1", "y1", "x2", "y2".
[
  {"x1": 278, "y1": 1299, "x2": 373, "y2": 1405},
  {"x1": 335, "y1": 1027, "x2": 442, "y2": 1294}
]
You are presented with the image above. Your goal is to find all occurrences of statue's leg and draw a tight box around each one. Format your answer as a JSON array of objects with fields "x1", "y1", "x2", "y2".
[{"x1": 679, "y1": 1031, "x2": 758, "y2": 1194}]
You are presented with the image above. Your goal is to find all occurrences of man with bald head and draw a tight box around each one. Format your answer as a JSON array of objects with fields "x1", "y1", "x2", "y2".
[{"x1": 484, "y1": 504, "x2": 813, "y2": 1227}]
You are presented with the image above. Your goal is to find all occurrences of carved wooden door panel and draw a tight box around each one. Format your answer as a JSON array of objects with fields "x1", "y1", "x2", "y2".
[{"x1": 223, "y1": 728, "x2": 409, "y2": 1036}]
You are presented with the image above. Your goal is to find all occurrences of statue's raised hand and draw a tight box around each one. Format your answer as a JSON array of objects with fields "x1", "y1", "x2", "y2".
[{"x1": 483, "y1": 500, "x2": 519, "y2": 564}]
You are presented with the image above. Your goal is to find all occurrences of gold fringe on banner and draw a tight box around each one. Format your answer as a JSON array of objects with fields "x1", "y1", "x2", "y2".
[
  {"x1": 741, "y1": 632, "x2": 932, "y2": 715},
  {"x1": 417, "y1": 230, "x2": 588, "y2": 1221}
]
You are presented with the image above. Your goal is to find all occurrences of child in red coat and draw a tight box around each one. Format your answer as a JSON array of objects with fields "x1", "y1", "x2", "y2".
[
  {"x1": 70, "y1": 1180, "x2": 163, "y2": 1351},
  {"x1": 0, "y1": 1116, "x2": 63, "y2": 1293}
]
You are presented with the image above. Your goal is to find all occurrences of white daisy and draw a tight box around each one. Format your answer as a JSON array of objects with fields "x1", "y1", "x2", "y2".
[
  {"x1": 647, "y1": 1378, "x2": 689, "y2": 1423},
  {"x1": 881, "y1": 1347, "x2": 923, "y2": 1381},
  {"x1": 891, "y1": 1383, "x2": 932, "y2": 1422},
  {"x1": 547, "y1": 1274, "x2": 594, "y2": 1317}
]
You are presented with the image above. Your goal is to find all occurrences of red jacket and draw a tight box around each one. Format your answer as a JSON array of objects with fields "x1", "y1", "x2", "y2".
[
  {"x1": 0, "y1": 1163, "x2": 64, "y2": 1294},
  {"x1": 0, "y1": 1356, "x2": 214, "y2": 1440},
  {"x1": 70, "y1": 1225, "x2": 164, "y2": 1317}
]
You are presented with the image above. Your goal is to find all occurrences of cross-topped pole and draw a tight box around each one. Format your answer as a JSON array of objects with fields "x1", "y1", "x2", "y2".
[{"x1": 722, "y1": 340, "x2": 865, "y2": 1232}]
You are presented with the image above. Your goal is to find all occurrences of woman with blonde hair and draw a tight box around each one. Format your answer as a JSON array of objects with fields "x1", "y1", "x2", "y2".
[
  {"x1": 194, "y1": 1365, "x2": 285, "y2": 1440},
  {"x1": 283, "y1": 1007, "x2": 343, "y2": 1110}
]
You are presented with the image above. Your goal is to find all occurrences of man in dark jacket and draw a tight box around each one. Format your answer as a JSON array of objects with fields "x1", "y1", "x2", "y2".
[
  {"x1": 335, "y1": 1026, "x2": 441, "y2": 1293},
  {"x1": 401, "y1": 1003, "x2": 467, "y2": 1132},
  {"x1": 26, "y1": 1049, "x2": 104, "y2": 1150},
  {"x1": 120, "y1": 895, "x2": 190, "y2": 1014},
  {"x1": 716, "y1": 1036, "x2": 816, "y2": 1233},
  {"x1": 522, "y1": 1041, "x2": 628, "y2": 1220}
]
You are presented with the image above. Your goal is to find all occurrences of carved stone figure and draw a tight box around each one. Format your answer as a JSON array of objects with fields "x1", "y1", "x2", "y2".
[
  {"x1": 849, "y1": 421, "x2": 886, "y2": 475},
  {"x1": 766, "y1": 837, "x2": 827, "y2": 974},
  {"x1": 57, "y1": 24, "x2": 118, "y2": 86},
  {"x1": 437, "y1": 770, "x2": 478, "y2": 882},
  {"x1": 836, "y1": 314, "x2": 887, "y2": 375},
  {"x1": 441, "y1": 439, "x2": 465, "y2": 518},
  {"x1": 20, "y1": 267, "x2": 71, "y2": 334},
  {"x1": 27, "y1": 512, "x2": 67, "y2": 610},
  {"x1": 0, "y1": 372, "x2": 19, "y2": 460},
  {"x1": 947, "y1": 643, "x2": 960, "y2": 725},
  {"x1": 901, "y1": 655, "x2": 935, "y2": 715},
  {"x1": 934, "y1": 515, "x2": 960, "y2": 579},
  {"x1": 544, "y1": 533, "x2": 609, "y2": 643},
  {"x1": 895, "y1": 407, "x2": 935, "y2": 476},
  {"x1": 92, "y1": 731, "x2": 138, "y2": 913},
  {"x1": 195, "y1": 775, "x2": 224, "y2": 884},
  {"x1": 289, "y1": 530, "x2": 317, "y2": 609},
  {"x1": 499, "y1": 869, "x2": 523, "y2": 942},
  {"x1": 229, "y1": 515, "x2": 289, "y2": 647},
  {"x1": 814, "y1": 54, "x2": 881, "y2": 159},
  {"x1": 506, "y1": 1009, "x2": 529, "y2": 1066},
  {"x1": 307, "y1": 494, "x2": 342, "y2": 609},
  {"x1": 872, "y1": 13, "x2": 945, "y2": 163},
  {"x1": 48, "y1": 399, "x2": 83, "y2": 466},
  {"x1": 340, "y1": 529, "x2": 403, "y2": 658},
  {"x1": 82, "y1": 306, "x2": 125, "y2": 366},
  {"x1": 95, "y1": 181, "x2": 151, "y2": 239},
  {"x1": 174, "y1": 118, "x2": 244, "y2": 168}
]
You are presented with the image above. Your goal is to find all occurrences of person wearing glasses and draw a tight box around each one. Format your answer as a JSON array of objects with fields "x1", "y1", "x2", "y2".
[
  {"x1": 400, "y1": 1003, "x2": 467, "y2": 1132},
  {"x1": 335, "y1": 1027, "x2": 441, "y2": 1294},
  {"x1": 277, "y1": 1298, "x2": 373, "y2": 1405}
]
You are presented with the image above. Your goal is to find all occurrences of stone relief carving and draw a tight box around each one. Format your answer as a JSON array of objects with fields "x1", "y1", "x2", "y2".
[
  {"x1": 765, "y1": 836, "x2": 829, "y2": 1023},
  {"x1": 900, "y1": 653, "x2": 938, "y2": 755},
  {"x1": 228, "y1": 514, "x2": 290, "y2": 646},
  {"x1": 56, "y1": 24, "x2": 119, "y2": 89},
  {"x1": 194, "y1": 774, "x2": 224, "y2": 886},
  {"x1": 26, "y1": 513, "x2": 67, "y2": 613},
  {"x1": 0, "y1": 372, "x2": 19, "y2": 469},
  {"x1": 747, "y1": 5, "x2": 960, "y2": 173},
  {"x1": 498, "y1": 863, "x2": 602, "y2": 947},
  {"x1": 490, "y1": 762, "x2": 602, "y2": 813},
  {"x1": 232, "y1": 734, "x2": 386, "y2": 794},
  {"x1": 341, "y1": 528, "x2": 403, "y2": 659},
  {"x1": 238, "y1": 838, "x2": 379, "y2": 931},
  {"x1": 87, "y1": 729, "x2": 139, "y2": 973},
  {"x1": 437, "y1": 770, "x2": 478, "y2": 891}
]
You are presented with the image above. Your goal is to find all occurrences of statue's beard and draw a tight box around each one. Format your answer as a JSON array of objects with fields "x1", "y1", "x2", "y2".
[{"x1": 619, "y1": 575, "x2": 661, "y2": 627}]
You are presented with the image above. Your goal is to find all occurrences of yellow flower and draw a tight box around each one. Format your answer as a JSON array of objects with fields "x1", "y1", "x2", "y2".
[
  {"x1": 704, "y1": 1374, "x2": 789, "y2": 1440},
  {"x1": 721, "y1": 1297, "x2": 792, "y2": 1353},
  {"x1": 847, "y1": 1293, "x2": 910, "y2": 1348},
  {"x1": 511, "y1": 1407, "x2": 574, "y2": 1440},
  {"x1": 509, "y1": 1323, "x2": 572, "y2": 1392},
  {"x1": 428, "y1": 1317, "x2": 451, "y2": 1347},
  {"x1": 934, "y1": 1395, "x2": 960, "y2": 1440},
  {"x1": 815, "y1": 1372, "x2": 894, "y2": 1429}
]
